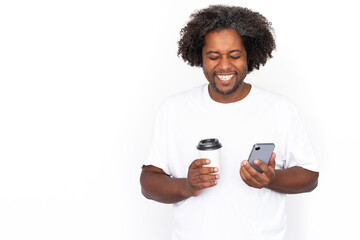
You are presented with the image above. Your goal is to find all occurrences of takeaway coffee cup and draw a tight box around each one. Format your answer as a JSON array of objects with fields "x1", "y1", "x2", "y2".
[{"x1": 197, "y1": 138, "x2": 222, "y2": 173}]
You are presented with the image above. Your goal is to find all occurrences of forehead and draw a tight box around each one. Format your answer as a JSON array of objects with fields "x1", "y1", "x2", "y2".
[{"x1": 203, "y1": 29, "x2": 245, "y2": 51}]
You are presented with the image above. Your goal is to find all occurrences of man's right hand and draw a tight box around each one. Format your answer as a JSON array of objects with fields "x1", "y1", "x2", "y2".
[
  {"x1": 185, "y1": 158, "x2": 219, "y2": 197},
  {"x1": 140, "y1": 159, "x2": 219, "y2": 204}
]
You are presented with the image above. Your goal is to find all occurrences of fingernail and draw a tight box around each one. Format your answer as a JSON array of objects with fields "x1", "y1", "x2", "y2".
[
  {"x1": 214, "y1": 167, "x2": 218, "y2": 172},
  {"x1": 242, "y1": 161, "x2": 247, "y2": 166},
  {"x1": 254, "y1": 160, "x2": 259, "y2": 165},
  {"x1": 206, "y1": 159, "x2": 210, "y2": 164}
]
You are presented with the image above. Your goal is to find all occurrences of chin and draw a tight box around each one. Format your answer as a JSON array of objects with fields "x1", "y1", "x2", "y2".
[{"x1": 212, "y1": 81, "x2": 241, "y2": 95}]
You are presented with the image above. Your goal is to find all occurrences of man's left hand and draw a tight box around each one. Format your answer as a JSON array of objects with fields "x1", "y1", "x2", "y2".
[{"x1": 240, "y1": 153, "x2": 276, "y2": 189}]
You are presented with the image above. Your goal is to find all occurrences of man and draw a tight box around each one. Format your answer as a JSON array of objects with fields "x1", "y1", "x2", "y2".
[{"x1": 140, "y1": 5, "x2": 319, "y2": 240}]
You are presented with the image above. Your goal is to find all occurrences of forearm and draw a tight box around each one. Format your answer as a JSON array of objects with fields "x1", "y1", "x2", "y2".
[
  {"x1": 140, "y1": 171, "x2": 191, "y2": 204},
  {"x1": 267, "y1": 166, "x2": 319, "y2": 194}
]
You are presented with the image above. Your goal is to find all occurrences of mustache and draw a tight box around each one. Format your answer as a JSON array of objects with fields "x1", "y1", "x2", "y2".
[{"x1": 213, "y1": 71, "x2": 237, "y2": 75}]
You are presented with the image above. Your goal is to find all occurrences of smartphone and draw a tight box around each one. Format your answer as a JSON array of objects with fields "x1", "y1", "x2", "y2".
[{"x1": 247, "y1": 143, "x2": 275, "y2": 173}]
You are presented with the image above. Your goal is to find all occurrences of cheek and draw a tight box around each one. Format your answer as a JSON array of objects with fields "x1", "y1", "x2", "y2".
[
  {"x1": 202, "y1": 61, "x2": 214, "y2": 77},
  {"x1": 202, "y1": 67, "x2": 211, "y2": 80},
  {"x1": 236, "y1": 62, "x2": 248, "y2": 75},
  {"x1": 241, "y1": 64, "x2": 248, "y2": 74}
]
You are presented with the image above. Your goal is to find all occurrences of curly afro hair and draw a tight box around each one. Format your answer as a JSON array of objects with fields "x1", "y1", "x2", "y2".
[{"x1": 177, "y1": 5, "x2": 276, "y2": 73}]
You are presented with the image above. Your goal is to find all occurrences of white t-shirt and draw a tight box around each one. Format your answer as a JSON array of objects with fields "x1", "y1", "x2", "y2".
[{"x1": 143, "y1": 84, "x2": 319, "y2": 240}]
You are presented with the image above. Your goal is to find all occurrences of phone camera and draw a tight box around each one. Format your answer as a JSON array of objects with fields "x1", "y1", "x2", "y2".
[{"x1": 255, "y1": 146, "x2": 261, "y2": 151}]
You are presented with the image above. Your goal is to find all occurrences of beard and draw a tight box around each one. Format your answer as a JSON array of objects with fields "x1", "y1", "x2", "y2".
[{"x1": 210, "y1": 73, "x2": 243, "y2": 95}]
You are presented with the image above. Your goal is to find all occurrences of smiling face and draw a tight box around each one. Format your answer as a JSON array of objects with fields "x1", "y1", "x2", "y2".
[{"x1": 202, "y1": 29, "x2": 249, "y2": 103}]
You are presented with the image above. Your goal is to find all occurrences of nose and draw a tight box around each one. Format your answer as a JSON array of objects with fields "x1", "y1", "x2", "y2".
[{"x1": 219, "y1": 55, "x2": 231, "y2": 71}]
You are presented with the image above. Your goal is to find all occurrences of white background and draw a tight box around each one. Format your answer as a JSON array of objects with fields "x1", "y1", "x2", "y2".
[{"x1": 0, "y1": 0, "x2": 359, "y2": 239}]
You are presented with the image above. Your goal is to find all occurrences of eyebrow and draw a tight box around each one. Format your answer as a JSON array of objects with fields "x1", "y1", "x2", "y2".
[{"x1": 206, "y1": 49, "x2": 243, "y2": 55}]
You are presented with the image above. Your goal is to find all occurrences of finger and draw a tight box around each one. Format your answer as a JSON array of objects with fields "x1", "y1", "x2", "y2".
[
  {"x1": 244, "y1": 160, "x2": 268, "y2": 185},
  {"x1": 254, "y1": 159, "x2": 268, "y2": 173},
  {"x1": 194, "y1": 173, "x2": 219, "y2": 183},
  {"x1": 268, "y1": 153, "x2": 276, "y2": 169},
  {"x1": 241, "y1": 168, "x2": 262, "y2": 188},
  {"x1": 190, "y1": 170, "x2": 219, "y2": 184},
  {"x1": 254, "y1": 153, "x2": 276, "y2": 177},
  {"x1": 198, "y1": 181, "x2": 218, "y2": 189},
  {"x1": 244, "y1": 159, "x2": 262, "y2": 176},
  {"x1": 190, "y1": 178, "x2": 218, "y2": 189},
  {"x1": 239, "y1": 164, "x2": 246, "y2": 182},
  {"x1": 241, "y1": 160, "x2": 247, "y2": 167},
  {"x1": 190, "y1": 158, "x2": 210, "y2": 169},
  {"x1": 259, "y1": 153, "x2": 276, "y2": 177},
  {"x1": 198, "y1": 166, "x2": 219, "y2": 175},
  {"x1": 240, "y1": 162, "x2": 262, "y2": 188},
  {"x1": 253, "y1": 158, "x2": 278, "y2": 187}
]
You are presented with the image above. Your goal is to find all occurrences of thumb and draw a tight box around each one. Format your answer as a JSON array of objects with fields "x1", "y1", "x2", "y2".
[{"x1": 268, "y1": 153, "x2": 276, "y2": 169}]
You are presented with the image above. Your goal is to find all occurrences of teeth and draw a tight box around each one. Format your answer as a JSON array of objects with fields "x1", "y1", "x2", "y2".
[{"x1": 217, "y1": 75, "x2": 234, "y2": 81}]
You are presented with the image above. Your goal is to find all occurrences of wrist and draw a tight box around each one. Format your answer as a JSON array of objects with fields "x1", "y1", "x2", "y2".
[
  {"x1": 267, "y1": 169, "x2": 280, "y2": 189},
  {"x1": 180, "y1": 178, "x2": 194, "y2": 198}
]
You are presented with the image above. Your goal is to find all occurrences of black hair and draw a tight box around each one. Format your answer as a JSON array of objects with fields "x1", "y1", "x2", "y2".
[{"x1": 177, "y1": 5, "x2": 276, "y2": 73}]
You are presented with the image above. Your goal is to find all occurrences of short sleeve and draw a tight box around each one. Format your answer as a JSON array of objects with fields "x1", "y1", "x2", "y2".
[
  {"x1": 142, "y1": 101, "x2": 172, "y2": 176},
  {"x1": 284, "y1": 104, "x2": 319, "y2": 172}
]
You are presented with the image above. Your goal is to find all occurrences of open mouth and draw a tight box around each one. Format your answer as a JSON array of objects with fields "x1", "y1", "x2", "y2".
[{"x1": 216, "y1": 74, "x2": 234, "y2": 83}]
